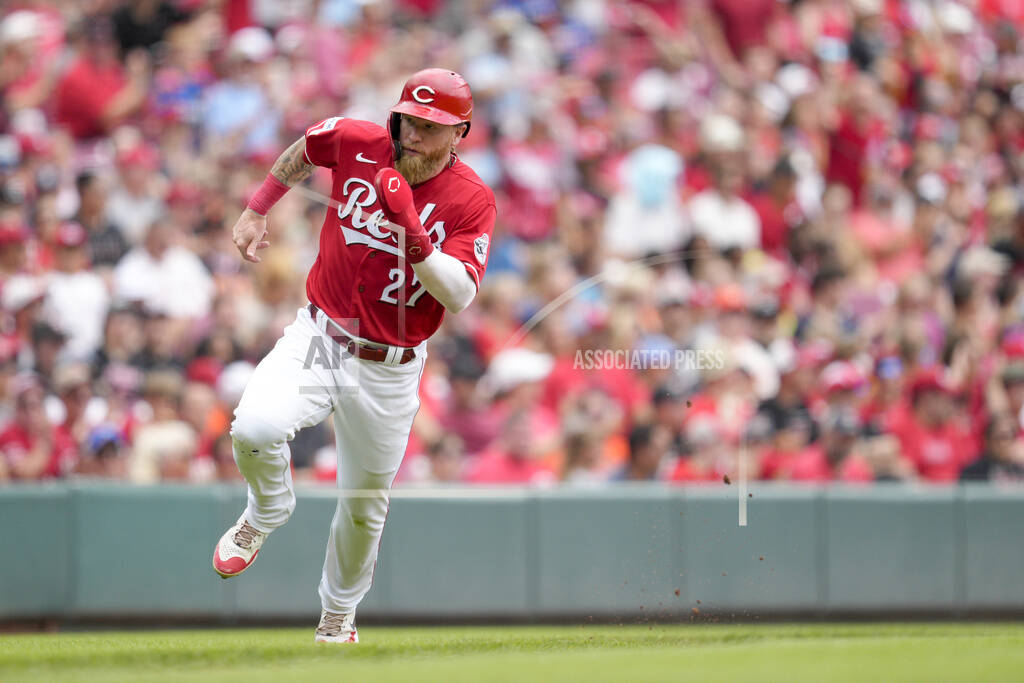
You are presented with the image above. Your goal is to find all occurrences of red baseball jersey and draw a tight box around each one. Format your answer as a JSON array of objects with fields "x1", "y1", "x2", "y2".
[{"x1": 303, "y1": 116, "x2": 496, "y2": 346}]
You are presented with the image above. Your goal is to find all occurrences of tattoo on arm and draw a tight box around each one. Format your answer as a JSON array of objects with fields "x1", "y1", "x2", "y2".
[{"x1": 270, "y1": 137, "x2": 314, "y2": 186}]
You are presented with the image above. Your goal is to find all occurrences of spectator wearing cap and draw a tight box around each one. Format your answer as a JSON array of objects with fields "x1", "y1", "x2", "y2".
[
  {"x1": 860, "y1": 355, "x2": 908, "y2": 435},
  {"x1": 113, "y1": 218, "x2": 214, "y2": 319},
  {"x1": 686, "y1": 351, "x2": 758, "y2": 446},
  {"x1": 0, "y1": 374, "x2": 77, "y2": 480},
  {"x1": 687, "y1": 115, "x2": 761, "y2": 251},
  {"x1": 0, "y1": 9, "x2": 58, "y2": 113},
  {"x1": 438, "y1": 355, "x2": 500, "y2": 458},
  {"x1": 819, "y1": 359, "x2": 868, "y2": 414},
  {"x1": 42, "y1": 221, "x2": 110, "y2": 361},
  {"x1": 53, "y1": 15, "x2": 149, "y2": 140},
  {"x1": 649, "y1": 385, "x2": 685, "y2": 454},
  {"x1": 2, "y1": 274, "x2": 45, "y2": 347},
  {"x1": 700, "y1": 283, "x2": 780, "y2": 401},
  {"x1": 106, "y1": 143, "x2": 166, "y2": 246},
  {"x1": 887, "y1": 369, "x2": 979, "y2": 482},
  {"x1": 75, "y1": 172, "x2": 127, "y2": 268},
  {"x1": 129, "y1": 369, "x2": 197, "y2": 483},
  {"x1": 482, "y1": 348, "x2": 561, "y2": 459},
  {"x1": 200, "y1": 27, "x2": 281, "y2": 158},
  {"x1": 757, "y1": 341, "x2": 828, "y2": 443},
  {"x1": 74, "y1": 424, "x2": 127, "y2": 479},
  {"x1": 960, "y1": 413, "x2": 1024, "y2": 482}
]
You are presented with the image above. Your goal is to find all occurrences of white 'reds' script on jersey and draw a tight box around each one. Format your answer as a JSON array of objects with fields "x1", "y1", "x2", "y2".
[{"x1": 334, "y1": 177, "x2": 446, "y2": 256}]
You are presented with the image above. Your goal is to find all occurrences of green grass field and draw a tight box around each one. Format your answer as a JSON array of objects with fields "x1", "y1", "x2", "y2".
[{"x1": 2, "y1": 623, "x2": 1024, "y2": 683}]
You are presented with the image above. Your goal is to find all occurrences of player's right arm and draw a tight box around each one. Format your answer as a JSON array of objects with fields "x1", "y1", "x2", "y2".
[{"x1": 232, "y1": 136, "x2": 314, "y2": 263}]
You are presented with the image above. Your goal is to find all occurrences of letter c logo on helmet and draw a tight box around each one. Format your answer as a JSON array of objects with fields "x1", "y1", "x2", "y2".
[
  {"x1": 387, "y1": 176, "x2": 400, "y2": 193},
  {"x1": 388, "y1": 69, "x2": 474, "y2": 147},
  {"x1": 412, "y1": 86, "x2": 436, "y2": 104}
]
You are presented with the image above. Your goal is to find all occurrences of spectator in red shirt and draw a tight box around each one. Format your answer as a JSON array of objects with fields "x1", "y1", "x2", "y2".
[
  {"x1": 746, "y1": 156, "x2": 802, "y2": 257},
  {"x1": 759, "y1": 411, "x2": 816, "y2": 480},
  {"x1": 888, "y1": 370, "x2": 979, "y2": 482},
  {"x1": 826, "y1": 75, "x2": 880, "y2": 206},
  {"x1": 0, "y1": 373, "x2": 77, "y2": 480},
  {"x1": 861, "y1": 355, "x2": 909, "y2": 436},
  {"x1": 464, "y1": 410, "x2": 557, "y2": 485},
  {"x1": 53, "y1": 16, "x2": 149, "y2": 140},
  {"x1": 793, "y1": 409, "x2": 874, "y2": 483},
  {"x1": 438, "y1": 355, "x2": 500, "y2": 458},
  {"x1": 668, "y1": 414, "x2": 731, "y2": 483}
]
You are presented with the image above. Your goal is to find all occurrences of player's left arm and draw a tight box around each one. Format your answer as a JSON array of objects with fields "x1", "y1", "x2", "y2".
[
  {"x1": 411, "y1": 250, "x2": 479, "y2": 314},
  {"x1": 373, "y1": 169, "x2": 495, "y2": 314}
]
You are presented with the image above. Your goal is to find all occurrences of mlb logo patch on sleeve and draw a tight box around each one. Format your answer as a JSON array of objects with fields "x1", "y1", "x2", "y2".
[{"x1": 473, "y1": 234, "x2": 489, "y2": 265}]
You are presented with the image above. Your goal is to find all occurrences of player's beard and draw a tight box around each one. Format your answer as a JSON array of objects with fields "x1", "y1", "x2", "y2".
[{"x1": 395, "y1": 144, "x2": 451, "y2": 186}]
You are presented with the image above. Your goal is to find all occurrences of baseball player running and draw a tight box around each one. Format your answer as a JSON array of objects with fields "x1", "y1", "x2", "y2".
[{"x1": 211, "y1": 69, "x2": 495, "y2": 643}]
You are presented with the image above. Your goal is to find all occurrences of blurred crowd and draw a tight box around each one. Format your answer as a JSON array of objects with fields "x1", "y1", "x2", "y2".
[{"x1": 0, "y1": 0, "x2": 1022, "y2": 487}]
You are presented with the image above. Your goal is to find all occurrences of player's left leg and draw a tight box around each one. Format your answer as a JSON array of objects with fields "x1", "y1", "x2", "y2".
[{"x1": 315, "y1": 354, "x2": 425, "y2": 642}]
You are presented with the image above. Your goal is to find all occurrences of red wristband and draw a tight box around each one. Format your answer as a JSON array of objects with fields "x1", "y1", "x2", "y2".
[
  {"x1": 247, "y1": 174, "x2": 289, "y2": 216},
  {"x1": 398, "y1": 226, "x2": 434, "y2": 263}
]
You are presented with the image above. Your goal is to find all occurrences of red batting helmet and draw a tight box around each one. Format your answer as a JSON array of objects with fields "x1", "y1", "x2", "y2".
[{"x1": 388, "y1": 69, "x2": 473, "y2": 146}]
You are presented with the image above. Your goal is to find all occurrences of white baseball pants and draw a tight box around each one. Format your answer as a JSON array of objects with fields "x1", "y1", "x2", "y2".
[{"x1": 230, "y1": 306, "x2": 424, "y2": 613}]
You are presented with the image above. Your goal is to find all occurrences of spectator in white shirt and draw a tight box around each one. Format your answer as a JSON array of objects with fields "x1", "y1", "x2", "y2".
[
  {"x1": 604, "y1": 144, "x2": 689, "y2": 258},
  {"x1": 113, "y1": 218, "x2": 214, "y2": 319},
  {"x1": 43, "y1": 222, "x2": 110, "y2": 362},
  {"x1": 688, "y1": 114, "x2": 761, "y2": 251}
]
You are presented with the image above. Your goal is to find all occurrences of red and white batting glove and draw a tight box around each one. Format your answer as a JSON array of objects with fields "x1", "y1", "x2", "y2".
[{"x1": 373, "y1": 168, "x2": 434, "y2": 263}]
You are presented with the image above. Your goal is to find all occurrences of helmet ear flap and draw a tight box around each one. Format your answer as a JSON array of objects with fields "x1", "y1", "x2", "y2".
[{"x1": 389, "y1": 113, "x2": 403, "y2": 159}]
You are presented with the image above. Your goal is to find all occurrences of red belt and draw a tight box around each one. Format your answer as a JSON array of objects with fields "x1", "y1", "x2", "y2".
[{"x1": 307, "y1": 303, "x2": 416, "y2": 365}]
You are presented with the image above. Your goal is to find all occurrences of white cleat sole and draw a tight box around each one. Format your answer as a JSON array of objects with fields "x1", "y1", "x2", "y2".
[{"x1": 314, "y1": 632, "x2": 359, "y2": 644}]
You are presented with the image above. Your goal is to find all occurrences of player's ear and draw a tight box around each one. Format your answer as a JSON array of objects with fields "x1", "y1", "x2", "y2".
[{"x1": 451, "y1": 124, "x2": 468, "y2": 149}]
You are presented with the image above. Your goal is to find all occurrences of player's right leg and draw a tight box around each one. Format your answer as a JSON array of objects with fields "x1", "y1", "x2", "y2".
[{"x1": 213, "y1": 307, "x2": 337, "y2": 578}]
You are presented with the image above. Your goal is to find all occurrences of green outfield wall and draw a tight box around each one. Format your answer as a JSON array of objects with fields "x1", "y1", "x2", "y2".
[{"x1": 1, "y1": 483, "x2": 1022, "y2": 621}]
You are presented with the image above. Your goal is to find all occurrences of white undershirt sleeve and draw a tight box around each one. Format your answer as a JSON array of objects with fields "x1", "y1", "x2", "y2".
[{"x1": 411, "y1": 250, "x2": 477, "y2": 314}]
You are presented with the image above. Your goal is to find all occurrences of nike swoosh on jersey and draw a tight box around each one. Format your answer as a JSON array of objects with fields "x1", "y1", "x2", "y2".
[{"x1": 355, "y1": 153, "x2": 377, "y2": 164}]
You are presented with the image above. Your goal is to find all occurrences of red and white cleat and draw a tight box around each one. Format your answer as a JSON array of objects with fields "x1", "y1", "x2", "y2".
[
  {"x1": 212, "y1": 515, "x2": 268, "y2": 578},
  {"x1": 314, "y1": 610, "x2": 359, "y2": 644}
]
